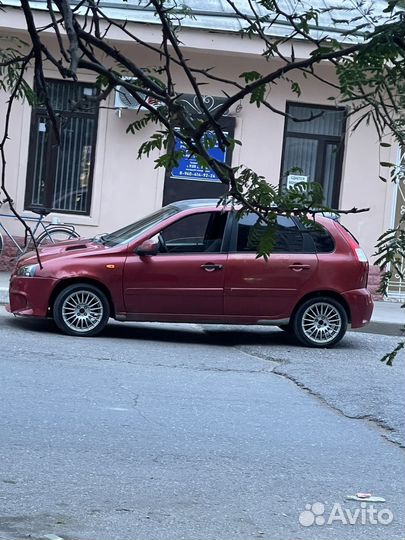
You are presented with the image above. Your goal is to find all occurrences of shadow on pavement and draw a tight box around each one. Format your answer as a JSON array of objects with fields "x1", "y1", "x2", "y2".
[{"x1": 5, "y1": 311, "x2": 361, "y2": 350}]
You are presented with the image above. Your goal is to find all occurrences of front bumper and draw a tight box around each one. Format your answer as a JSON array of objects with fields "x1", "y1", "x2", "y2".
[
  {"x1": 342, "y1": 288, "x2": 374, "y2": 328},
  {"x1": 8, "y1": 275, "x2": 57, "y2": 317}
]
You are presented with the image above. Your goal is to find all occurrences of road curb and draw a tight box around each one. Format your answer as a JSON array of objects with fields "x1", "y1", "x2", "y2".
[{"x1": 352, "y1": 321, "x2": 404, "y2": 338}]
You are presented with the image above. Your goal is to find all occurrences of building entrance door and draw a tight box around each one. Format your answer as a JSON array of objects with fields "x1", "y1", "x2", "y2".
[{"x1": 162, "y1": 96, "x2": 235, "y2": 205}]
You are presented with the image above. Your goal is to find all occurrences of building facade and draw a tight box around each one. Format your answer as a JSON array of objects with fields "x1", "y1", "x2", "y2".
[{"x1": 0, "y1": 0, "x2": 403, "y2": 297}]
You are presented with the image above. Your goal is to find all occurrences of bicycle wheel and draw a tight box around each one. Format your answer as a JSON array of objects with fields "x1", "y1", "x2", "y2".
[{"x1": 36, "y1": 226, "x2": 80, "y2": 248}]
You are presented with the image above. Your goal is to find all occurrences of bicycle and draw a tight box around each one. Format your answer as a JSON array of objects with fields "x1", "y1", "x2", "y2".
[{"x1": 0, "y1": 199, "x2": 80, "y2": 257}]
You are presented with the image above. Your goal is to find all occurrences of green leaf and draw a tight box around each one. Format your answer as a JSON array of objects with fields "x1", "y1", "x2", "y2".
[
  {"x1": 137, "y1": 133, "x2": 165, "y2": 159},
  {"x1": 380, "y1": 341, "x2": 405, "y2": 366},
  {"x1": 291, "y1": 81, "x2": 301, "y2": 97},
  {"x1": 240, "y1": 71, "x2": 262, "y2": 83},
  {"x1": 249, "y1": 83, "x2": 267, "y2": 107},
  {"x1": 154, "y1": 150, "x2": 184, "y2": 169}
]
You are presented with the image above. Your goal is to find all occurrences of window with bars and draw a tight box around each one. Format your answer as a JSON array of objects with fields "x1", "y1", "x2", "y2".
[
  {"x1": 25, "y1": 80, "x2": 99, "y2": 215},
  {"x1": 280, "y1": 103, "x2": 346, "y2": 208}
]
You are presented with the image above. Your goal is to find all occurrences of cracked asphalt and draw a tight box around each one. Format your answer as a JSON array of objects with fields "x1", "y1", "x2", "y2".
[
  {"x1": 216, "y1": 327, "x2": 405, "y2": 447},
  {"x1": 0, "y1": 309, "x2": 404, "y2": 540}
]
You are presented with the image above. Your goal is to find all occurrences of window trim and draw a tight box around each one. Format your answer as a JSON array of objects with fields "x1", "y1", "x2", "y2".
[
  {"x1": 24, "y1": 79, "x2": 100, "y2": 216},
  {"x1": 152, "y1": 209, "x2": 233, "y2": 256},
  {"x1": 228, "y1": 212, "x2": 317, "y2": 254},
  {"x1": 279, "y1": 102, "x2": 347, "y2": 208},
  {"x1": 294, "y1": 219, "x2": 336, "y2": 254}
]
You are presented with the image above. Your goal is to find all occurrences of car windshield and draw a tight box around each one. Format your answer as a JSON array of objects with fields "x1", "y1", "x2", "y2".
[{"x1": 99, "y1": 205, "x2": 179, "y2": 247}]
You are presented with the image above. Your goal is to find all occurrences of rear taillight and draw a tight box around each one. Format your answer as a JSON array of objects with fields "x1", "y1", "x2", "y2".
[
  {"x1": 354, "y1": 247, "x2": 368, "y2": 263},
  {"x1": 336, "y1": 222, "x2": 368, "y2": 263},
  {"x1": 335, "y1": 222, "x2": 369, "y2": 288},
  {"x1": 353, "y1": 246, "x2": 369, "y2": 288}
]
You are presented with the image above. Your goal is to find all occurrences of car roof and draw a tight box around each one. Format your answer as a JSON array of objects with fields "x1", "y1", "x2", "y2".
[
  {"x1": 168, "y1": 199, "x2": 337, "y2": 225},
  {"x1": 169, "y1": 198, "x2": 224, "y2": 210}
]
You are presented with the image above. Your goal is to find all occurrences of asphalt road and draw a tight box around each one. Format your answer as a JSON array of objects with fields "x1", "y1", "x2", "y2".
[{"x1": 0, "y1": 309, "x2": 404, "y2": 540}]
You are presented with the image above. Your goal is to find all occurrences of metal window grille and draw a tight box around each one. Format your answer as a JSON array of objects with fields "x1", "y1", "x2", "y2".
[{"x1": 25, "y1": 80, "x2": 99, "y2": 215}]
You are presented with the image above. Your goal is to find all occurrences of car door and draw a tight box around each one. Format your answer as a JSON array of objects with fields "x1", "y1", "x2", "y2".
[
  {"x1": 224, "y1": 214, "x2": 318, "y2": 320},
  {"x1": 123, "y1": 210, "x2": 230, "y2": 317}
]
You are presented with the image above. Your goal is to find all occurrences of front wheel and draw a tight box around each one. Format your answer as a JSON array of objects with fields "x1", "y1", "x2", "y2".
[
  {"x1": 53, "y1": 283, "x2": 110, "y2": 337},
  {"x1": 292, "y1": 297, "x2": 347, "y2": 348},
  {"x1": 36, "y1": 226, "x2": 80, "y2": 248}
]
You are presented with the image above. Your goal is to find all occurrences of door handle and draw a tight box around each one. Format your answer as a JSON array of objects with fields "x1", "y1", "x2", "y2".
[
  {"x1": 289, "y1": 263, "x2": 310, "y2": 271},
  {"x1": 201, "y1": 263, "x2": 224, "y2": 272}
]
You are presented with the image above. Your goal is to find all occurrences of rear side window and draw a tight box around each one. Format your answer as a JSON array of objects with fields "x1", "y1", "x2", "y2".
[
  {"x1": 236, "y1": 214, "x2": 304, "y2": 253},
  {"x1": 295, "y1": 218, "x2": 335, "y2": 253},
  {"x1": 308, "y1": 227, "x2": 335, "y2": 253}
]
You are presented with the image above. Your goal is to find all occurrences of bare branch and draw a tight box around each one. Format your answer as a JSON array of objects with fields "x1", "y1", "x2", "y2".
[
  {"x1": 195, "y1": 41, "x2": 365, "y2": 139},
  {"x1": 46, "y1": 0, "x2": 70, "y2": 64},
  {"x1": 20, "y1": 0, "x2": 60, "y2": 141},
  {"x1": 0, "y1": 52, "x2": 44, "y2": 267},
  {"x1": 151, "y1": 0, "x2": 230, "y2": 150},
  {"x1": 52, "y1": 0, "x2": 79, "y2": 75}
]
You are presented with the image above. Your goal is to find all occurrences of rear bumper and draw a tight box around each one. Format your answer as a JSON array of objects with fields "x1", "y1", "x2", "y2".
[
  {"x1": 342, "y1": 288, "x2": 374, "y2": 328},
  {"x1": 8, "y1": 276, "x2": 56, "y2": 317}
]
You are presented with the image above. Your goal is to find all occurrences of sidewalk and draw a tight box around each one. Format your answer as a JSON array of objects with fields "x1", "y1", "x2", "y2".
[
  {"x1": 0, "y1": 271, "x2": 9, "y2": 305},
  {"x1": 356, "y1": 298, "x2": 404, "y2": 337},
  {"x1": 0, "y1": 271, "x2": 403, "y2": 336}
]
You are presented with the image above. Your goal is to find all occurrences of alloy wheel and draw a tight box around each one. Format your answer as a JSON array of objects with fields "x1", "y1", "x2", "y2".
[
  {"x1": 61, "y1": 290, "x2": 104, "y2": 333},
  {"x1": 292, "y1": 296, "x2": 348, "y2": 347},
  {"x1": 301, "y1": 301, "x2": 342, "y2": 345},
  {"x1": 54, "y1": 283, "x2": 110, "y2": 337}
]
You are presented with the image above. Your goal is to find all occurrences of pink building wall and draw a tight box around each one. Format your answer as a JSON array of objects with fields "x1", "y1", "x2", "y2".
[{"x1": 0, "y1": 8, "x2": 399, "y2": 264}]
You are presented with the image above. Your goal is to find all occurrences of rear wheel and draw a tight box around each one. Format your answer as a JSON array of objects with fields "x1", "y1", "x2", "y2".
[
  {"x1": 292, "y1": 297, "x2": 347, "y2": 348},
  {"x1": 53, "y1": 283, "x2": 110, "y2": 337},
  {"x1": 35, "y1": 226, "x2": 80, "y2": 248}
]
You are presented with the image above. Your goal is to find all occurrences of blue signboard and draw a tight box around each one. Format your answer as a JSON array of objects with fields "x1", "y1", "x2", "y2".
[{"x1": 171, "y1": 133, "x2": 228, "y2": 183}]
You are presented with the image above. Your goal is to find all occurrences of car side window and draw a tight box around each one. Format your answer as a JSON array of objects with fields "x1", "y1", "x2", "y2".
[
  {"x1": 158, "y1": 212, "x2": 228, "y2": 254},
  {"x1": 236, "y1": 214, "x2": 304, "y2": 253},
  {"x1": 308, "y1": 228, "x2": 335, "y2": 253},
  {"x1": 298, "y1": 220, "x2": 335, "y2": 253}
]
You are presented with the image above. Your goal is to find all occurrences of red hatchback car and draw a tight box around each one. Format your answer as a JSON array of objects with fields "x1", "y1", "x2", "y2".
[{"x1": 8, "y1": 199, "x2": 373, "y2": 347}]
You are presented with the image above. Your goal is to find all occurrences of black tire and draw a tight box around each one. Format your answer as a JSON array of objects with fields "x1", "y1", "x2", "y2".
[
  {"x1": 36, "y1": 226, "x2": 80, "y2": 248},
  {"x1": 53, "y1": 283, "x2": 110, "y2": 337},
  {"x1": 292, "y1": 296, "x2": 348, "y2": 348}
]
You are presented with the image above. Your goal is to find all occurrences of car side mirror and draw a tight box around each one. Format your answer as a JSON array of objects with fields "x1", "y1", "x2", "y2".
[{"x1": 135, "y1": 238, "x2": 159, "y2": 257}]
